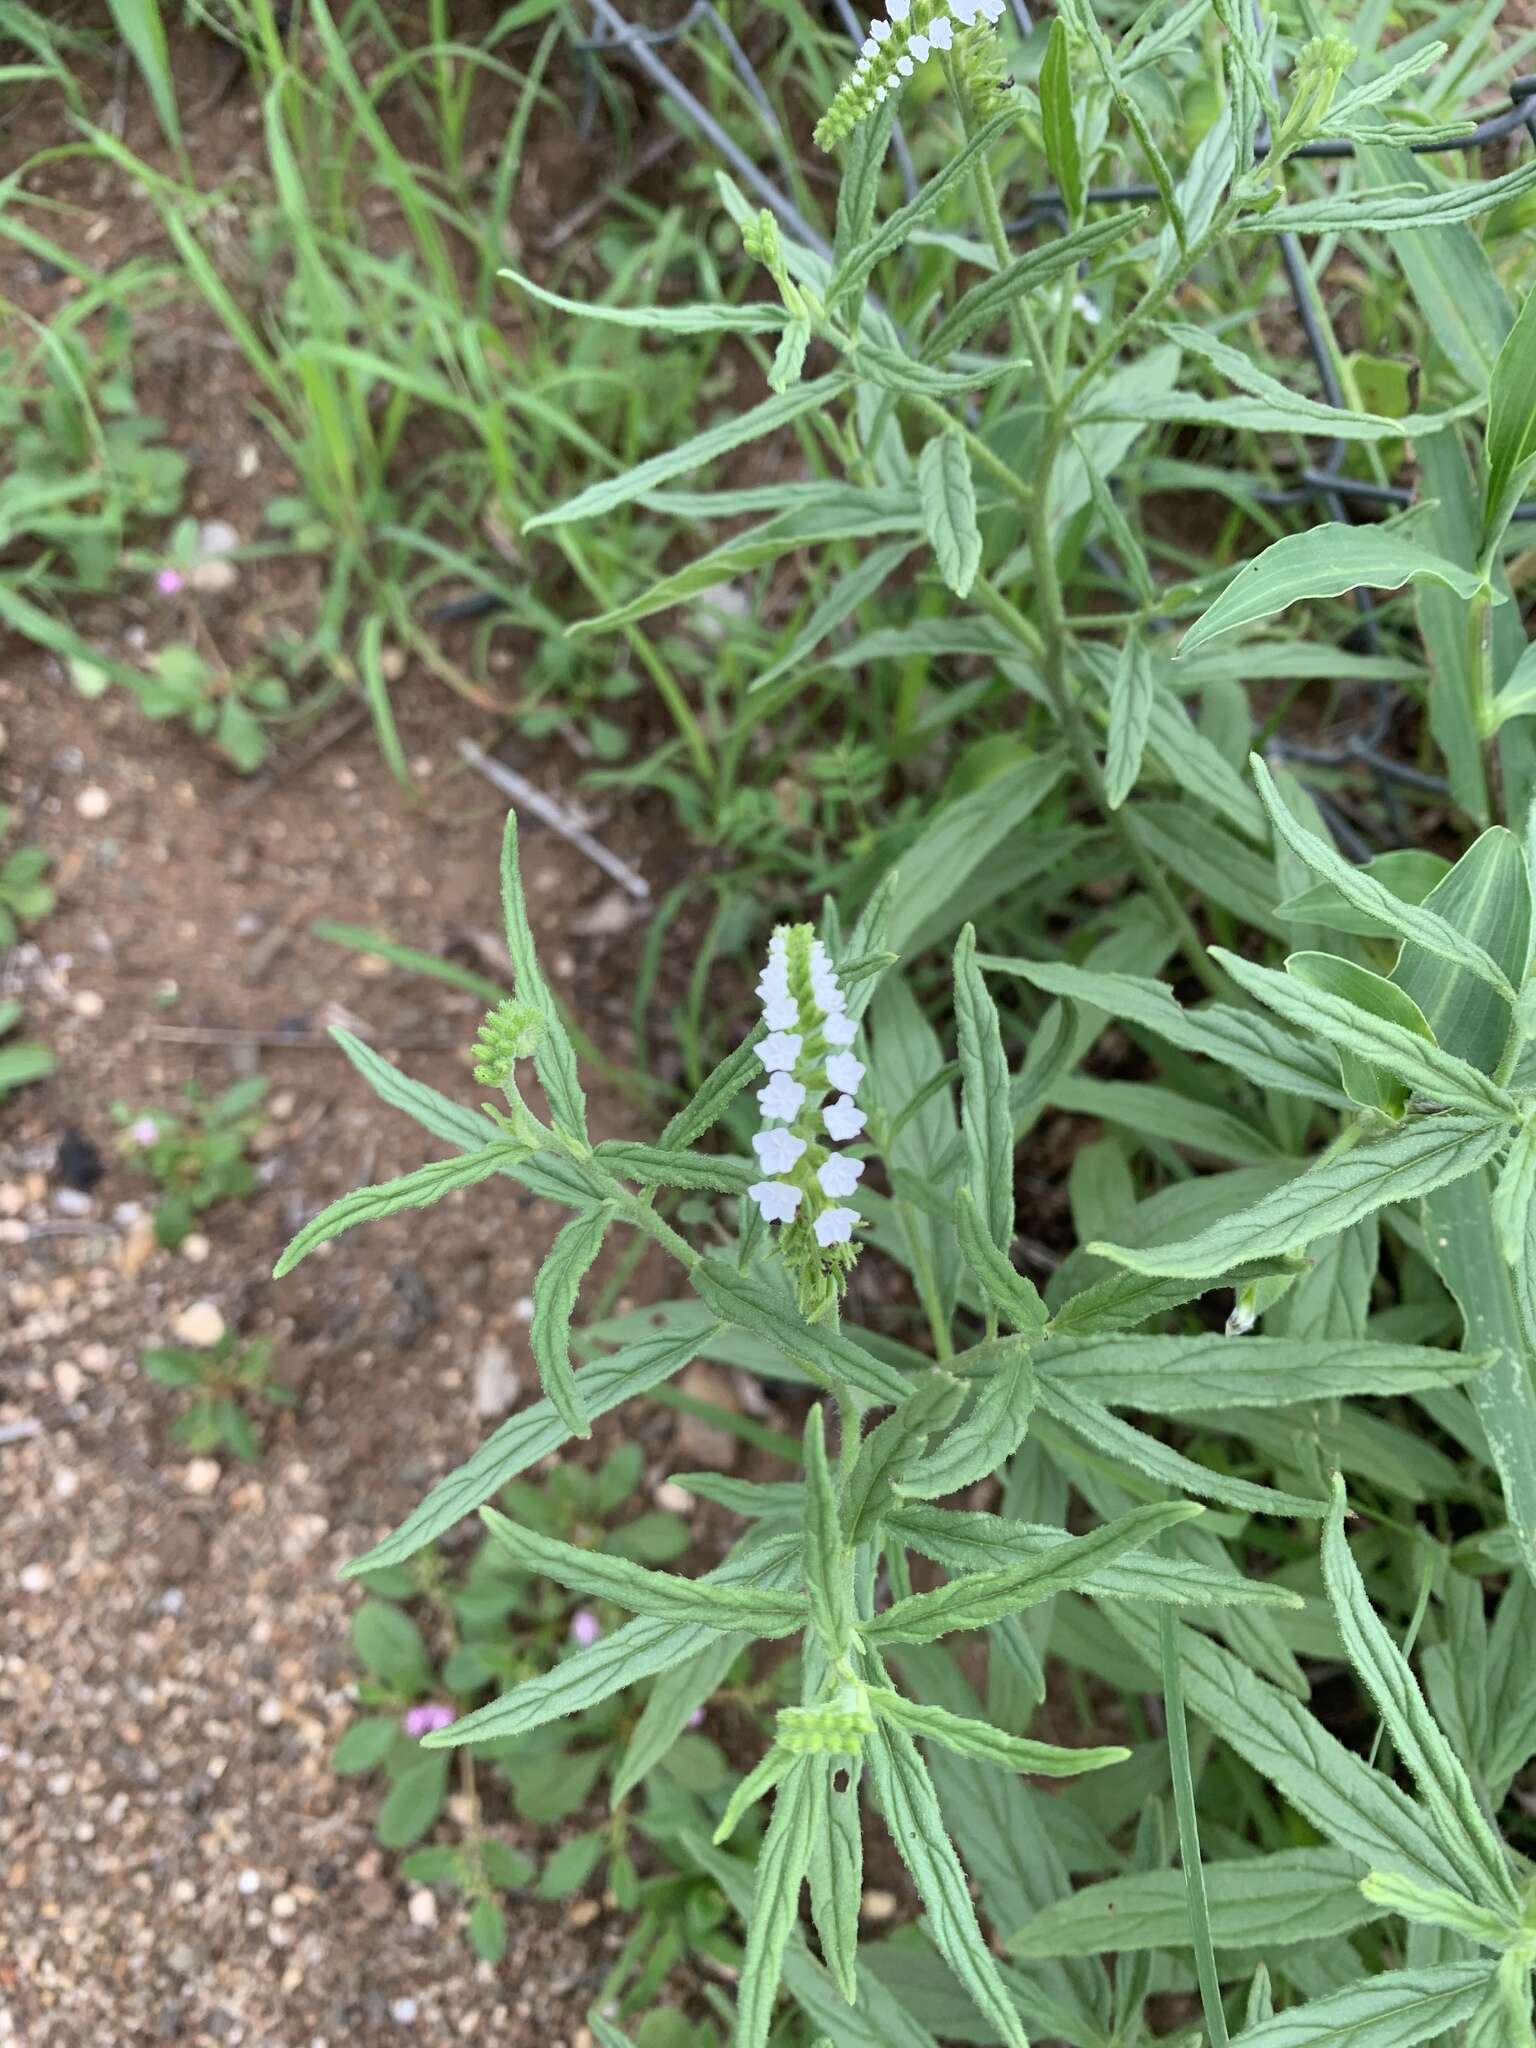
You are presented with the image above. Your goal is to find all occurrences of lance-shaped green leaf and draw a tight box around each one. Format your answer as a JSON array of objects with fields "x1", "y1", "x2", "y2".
[
  {"x1": 1037, "y1": 1330, "x2": 1490, "y2": 1413},
  {"x1": 865, "y1": 1499, "x2": 1199, "y2": 1646},
  {"x1": 1178, "y1": 530, "x2": 1491, "y2": 659},
  {"x1": 925, "y1": 211, "x2": 1146, "y2": 359},
  {"x1": 714, "y1": 1745, "x2": 797, "y2": 1845},
  {"x1": 530, "y1": 1206, "x2": 612, "y2": 1436},
  {"x1": 1484, "y1": 287, "x2": 1536, "y2": 536},
  {"x1": 1039, "y1": 15, "x2": 1084, "y2": 219},
  {"x1": 1390, "y1": 827, "x2": 1531, "y2": 1077},
  {"x1": 737, "y1": 1754, "x2": 818, "y2": 2048},
  {"x1": 866, "y1": 1719, "x2": 1030, "y2": 2048},
  {"x1": 1465, "y1": 1955, "x2": 1535, "y2": 2048},
  {"x1": 1239, "y1": 149, "x2": 1536, "y2": 230},
  {"x1": 917, "y1": 432, "x2": 982, "y2": 598},
  {"x1": 691, "y1": 1258, "x2": 911, "y2": 1404},
  {"x1": 956, "y1": 1189, "x2": 1049, "y2": 1335},
  {"x1": 1321, "y1": 1478, "x2": 1520, "y2": 1914},
  {"x1": 1221, "y1": 1964, "x2": 1492, "y2": 2048},
  {"x1": 274, "y1": 1146, "x2": 529, "y2": 1278},
  {"x1": 1212, "y1": 948, "x2": 1515, "y2": 1119},
  {"x1": 1281, "y1": 951, "x2": 1437, "y2": 1121},
  {"x1": 342, "y1": 1323, "x2": 712, "y2": 1576},
  {"x1": 1251, "y1": 757, "x2": 1518, "y2": 1002},
  {"x1": 1048, "y1": 1268, "x2": 1252, "y2": 1338},
  {"x1": 1104, "y1": 631, "x2": 1156, "y2": 809},
  {"x1": 889, "y1": 1503, "x2": 1302, "y2": 1608},
  {"x1": 807, "y1": 1754, "x2": 862, "y2": 2004},
  {"x1": 479, "y1": 1507, "x2": 807, "y2": 1634},
  {"x1": 896, "y1": 1346, "x2": 1035, "y2": 1501},
  {"x1": 501, "y1": 267, "x2": 788, "y2": 335},
  {"x1": 1104, "y1": 1608, "x2": 1473, "y2": 1895},
  {"x1": 954, "y1": 928, "x2": 1014, "y2": 1256},
  {"x1": 1037, "y1": 1378, "x2": 1326, "y2": 1518},
  {"x1": 987, "y1": 955, "x2": 1349, "y2": 1106},
  {"x1": 427, "y1": 1533, "x2": 802, "y2": 1745},
  {"x1": 525, "y1": 374, "x2": 847, "y2": 531},
  {"x1": 1090, "y1": 1114, "x2": 1508, "y2": 1279},
  {"x1": 843, "y1": 1374, "x2": 965, "y2": 1545},
  {"x1": 1010, "y1": 1846, "x2": 1380, "y2": 1956},
  {"x1": 1358, "y1": 1872, "x2": 1518, "y2": 1947},
  {"x1": 499, "y1": 812, "x2": 589, "y2": 1140},
  {"x1": 870, "y1": 1688, "x2": 1127, "y2": 1777},
  {"x1": 612, "y1": 1632, "x2": 744, "y2": 1803},
  {"x1": 834, "y1": 95, "x2": 895, "y2": 261},
  {"x1": 803, "y1": 1407, "x2": 854, "y2": 1658},
  {"x1": 1065, "y1": 0, "x2": 1184, "y2": 250},
  {"x1": 593, "y1": 1140, "x2": 754, "y2": 1194},
  {"x1": 1494, "y1": 1117, "x2": 1536, "y2": 1267}
]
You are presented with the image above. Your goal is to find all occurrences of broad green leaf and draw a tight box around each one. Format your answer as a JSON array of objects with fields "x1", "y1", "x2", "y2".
[
  {"x1": 1424, "y1": 1171, "x2": 1536, "y2": 1590},
  {"x1": 807, "y1": 1754, "x2": 863, "y2": 2005},
  {"x1": 1179, "y1": 531, "x2": 1490, "y2": 658},
  {"x1": 917, "y1": 432, "x2": 982, "y2": 598},
  {"x1": 889, "y1": 1504, "x2": 1304, "y2": 1609},
  {"x1": 526, "y1": 375, "x2": 847, "y2": 530},
  {"x1": 866, "y1": 1719, "x2": 1030, "y2": 2048},
  {"x1": 737, "y1": 1755, "x2": 817, "y2": 2048},
  {"x1": 803, "y1": 1407, "x2": 854, "y2": 1658},
  {"x1": 896, "y1": 1346, "x2": 1035, "y2": 1501},
  {"x1": 477, "y1": 1507, "x2": 805, "y2": 1634},
  {"x1": 1321, "y1": 1477, "x2": 1519, "y2": 1914},
  {"x1": 1484, "y1": 288, "x2": 1536, "y2": 535},
  {"x1": 1221, "y1": 1964, "x2": 1492, "y2": 2048},
  {"x1": 341, "y1": 1324, "x2": 712, "y2": 1575},
  {"x1": 1011, "y1": 1846, "x2": 1377, "y2": 1957},
  {"x1": 273, "y1": 1146, "x2": 527, "y2": 1278},
  {"x1": 925, "y1": 212, "x2": 1147, "y2": 359},
  {"x1": 691, "y1": 1259, "x2": 912, "y2": 1405},
  {"x1": 1389, "y1": 827, "x2": 1530, "y2": 1075},
  {"x1": 500, "y1": 267, "x2": 786, "y2": 334},
  {"x1": 376, "y1": 1751, "x2": 448, "y2": 1848},
  {"x1": 1104, "y1": 633, "x2": 1155, "y2": 809},
  {"x1": 864, "y1": 1499, "x2": 1199, "y2": 1645},
  {"x1": 352, "y1": 1599, "x2": 432, "y2": 1691},
  {"x1": 499, "y1": 811, "x2": 589, "y2": 1140},
  {"x1": 871, "y1": 1688, "x2": 1126, "y2": 1777},
  {"x1": 530, "y1": 1206, "x2": 611, "y2": 1436},
  {"x1": 1090, "y1": 1116, "x2": 1508, "y2": 1279},
  {"x1": 1104, "y1": 1610, "x2": 1474, "y2": 1895},
  {"x1": 953, "y1": 926, "x2": 1013, "y2": 1255},
  {"x1": 428, "y1": 1535, "x2": 801, "y2": 1744},
  {"x1": 106, "y1": 0, "x2": 179, "y2": 146},
  {"x1": 1039, "y1": 1330, "x2": 1485, "y2": 1412},
  {"x1": 1038, "y1": 1379, "x2": 1326, "y2": 1518},
  {"x1": 1040, "y1": 17, "x2": 1084, "y2": 219}
]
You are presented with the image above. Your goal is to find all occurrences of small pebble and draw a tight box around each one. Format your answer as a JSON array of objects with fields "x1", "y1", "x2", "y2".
[
  {"x1": 19, "y1": 1562, "x2": 52, "y2": 1595},
  {"x1": 861, "y1": 1888, "x2": 898, "y2": 1921},
  {"x1": 390, "y1": 1998, "x2": 419, "y2": 2025},
  {"x1": 181, "y1": 1233, "x2": 211, "y2": 1263},
  {"x1": 182, "y1": 1458, "x2": 221, "y2": 1498},
  {"x1": 72, "y1": 989, "x2": 105, "y2": 1020},
  {"x1": 407, "y1": 1889, "x2": 437, "y2": 1928},
  {"x1": 75, "y1": 784, "x2": 111, "y2": 820},
  {"x1": 173, "y1": 1301, "x2": 226, "y2": 1346},
  {"x1": 654, "y1": 1481, "x2": 693, "y2": 1514},
  {"x1": 237, "y1": 1869, "x2": 262, "y2": 1896},
  {"x1": 53, "y1": 1361, "x2": 85, "y2": 1403},
  {"x1": 53, "y1": 1188, "x2": 94, "y2": 1217},
  {"x1": 270, "y1": 1891, "x2": 298, "y2": 1920}
]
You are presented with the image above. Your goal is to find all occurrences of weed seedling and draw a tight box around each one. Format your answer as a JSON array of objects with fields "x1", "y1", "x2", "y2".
[
  {"x1": 142, "y1": 1333, "x2": 293, "y2": 1460},
  {"x1": 115, "y1": 1076, "x2": 267, "y2": 1247}
]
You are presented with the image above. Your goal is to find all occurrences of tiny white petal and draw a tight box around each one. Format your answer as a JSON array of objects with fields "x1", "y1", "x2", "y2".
[
  {"x1": 754, "y1": 1128, "x2": 807, "y2": 1175},
  {"x1": 814, "y1": 1206, "x2": 859, "y2": 1247},
  {"x1": 861, "y1": 35, "x2": 877, "y2": 55},
  {"x1": 762, "y1": 996, "x2": 799, "y2": 1032},
  {"x1": 874, "y1": 83, "x2": 887, "y2": 98},
  {"x1": 980, "y1": 0, "x2": 1004, "y2": 19},
  {"x1": 887, "y1": 0, "x2": 909, "y2": 17},
  {"x1": 895, "y1": 53, "x2": 913, "y2": 74},
  {"x1": 823, "y1": 1094, "x2": 866, "y2": 1142},
  {"x1": 928, "y1": 13, "x2": 953, "y2": 43},
  {"x1": 823, "y1": 1010, "x2": 857, "y2": 1046},
  {"x1": 758, "y1": 1073, "x2": 807, "y2": 1123},
  {"x1": 750, "y1": 1180, "x2": 803, "y2": 1225},
  {"x1": 908, "y1": 31, "x2": 930, "y2": 57},
  {"x1": 872, "y1": 18, "x2": 892, "y2": 39},
  {"x1": 817, "y1": 1154, "x2": 865, "y2": 1199},
  {"x1": 948, "y1": 0, "x2": 976, "y2": 24},
  {"x1": 825, "y1": 1052, "x2": 865, "y2": 1094},
  {"x1": 756, "y1": 1031, "x2": 803, "y2": 1074}
]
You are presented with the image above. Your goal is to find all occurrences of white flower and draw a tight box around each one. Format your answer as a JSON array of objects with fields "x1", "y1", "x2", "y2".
[
  {"x1": 817, "y1": 1154, "x2": 865, "y2": 1199},
  {"x1": 753, "y1": 1128, "x2": 806, "y2": 1174},
  {"x1": 861, "y1": 35, "x2": 877, "y2": 55},
  {"x1": 823, "y1": 1094, "x2": 866, "y2": 1141},
  {"x1": 757, "y1": 1032, "x2": 803, "y2": 1073},
  {"x1": 909, "y1": 31, "x2": 930, "y2": 57},
  {"x1": 762, "y1": 996, "x2": 798, "y2": 1031},
  {"x1": 814, "y1": 1206, "x2": 859, "y2": 1247},
  {"x1": 980, "y1": 0, "x2": 1004, "y2": 18},
  {"x1": 895, "y1": 52, "x2": 913, "y2": 74},
  {"x1": 825, "y1": 1052, "x2": 865, "y2": 1094},
  {"x1": 948, "y1": 0, "x2": 976, "y2": 23},
  {"x1": 758, "y1": 1072, "x2": 807, "y2": 1122},
  {"x1": 750, "y1": 1181, "x2": 803, "y2": 1224},
  {"x1": 823, "y1": 1010, "x2": 857, "y2": 1047},
  {"x1": 888, "y1": 0, "x2": 909, "y2": 16},
  {"x1": 871, "y1": 16, "x2": 890, "y2": 38},
  {"x1": 928, "y1": 13, "x2": 953, "y2": 44},
  {"x1": 875, "y1": 83, "x2": 888, "y2": 99}
]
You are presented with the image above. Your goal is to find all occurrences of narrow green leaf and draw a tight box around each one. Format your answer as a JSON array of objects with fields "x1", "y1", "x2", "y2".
[
  {"x1": 1104, "y1": 632, "x2": 1156, "y2": 809},
  {"x1": 274, "y1": 1147, "x2": 525, "y2": 1278},
  {"x1": 895, "y1": 1346, "x2": 1035, "y2": 1501},
  {"x1": 1221, "y1": 1964, "x2": 1491, "y2": 2048},
  {"x1": 954, "y1": 927, "x2": 1013, "y2": 1255},
  {"x1": 501, "y1": 266, "x2": 786, "y2": 334},
  {"x1": 691, "y1": 1259, "x2": 911, "y2": 1405},
  {"x1": 925, "y1": 212, "x2": 1147, "y2": 360},
  {"x1": 1040, "y1": 17, "x2": 1084, "y2": 218},
  {"x1": 843, "y1": 1375, "x2": 965, "y2": 1546},
  {"x1": 1244, "y1": 149, "x2": 1536, "y2": 229},
  {"x1": 530, "y1": 1207, "x2": 611, "y2": 1436},
  {"x1": 737, "y1": 1756, "x2": 818, "y2": 2048},
  {"x1": 872, "y1": 1688, "x2": 1126, "y2": 1776},
  {"x1": 499, "y1": 811, "x2": 589, "y2": 1140},
  {"x1": 1038, "y1": 1331, "x2": 1489, "y2": 1412},
  {"x1": 803, "y1": 1407, "x2": 854, "y2": 1658},
  {"x1": 956, "y1": 1189, "x2": 1049, "y2": 1335},
  {"x1": 917, "y1": 432, "x2": 982, "y2": 598},
  {"x1": 807, "y1": 1753, "x2": 863, "y2": 2004}
]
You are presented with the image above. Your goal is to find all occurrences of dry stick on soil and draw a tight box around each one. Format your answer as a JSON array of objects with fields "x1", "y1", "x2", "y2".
[{"x1": 456, "y1": 737, "x2": 650, "y2": 900}]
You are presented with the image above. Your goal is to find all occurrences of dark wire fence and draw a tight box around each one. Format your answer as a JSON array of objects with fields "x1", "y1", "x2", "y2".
[{"x1": 571, "y1": 2, "x2": 1536, "y2": 845}]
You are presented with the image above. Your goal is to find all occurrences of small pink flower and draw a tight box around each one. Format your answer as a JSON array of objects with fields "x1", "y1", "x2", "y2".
[
  {"x1": 570, "y1": 1608, "x2": 601, "y2": 1648},
  {"x1": 687, "y1": 1708, "x2": 705, "y2": 1729},
  {"x1": 402, "y1": 1703, "x2": 456, "y2": 1738},
  {"x1": 155, "y1": 567, "x2": 185, "y2": 596},
  {"x1": 129, "y1": 1116, "x2": 160, "y2": 1147}
]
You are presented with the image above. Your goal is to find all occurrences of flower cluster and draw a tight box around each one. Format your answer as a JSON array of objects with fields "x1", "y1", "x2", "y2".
[
  {"x1": 814, "y1": 0, "x2": 1007, "y2": 149},
  {"x1": 746, "y1": 925, "x2": 868, "y2": 1317}
]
